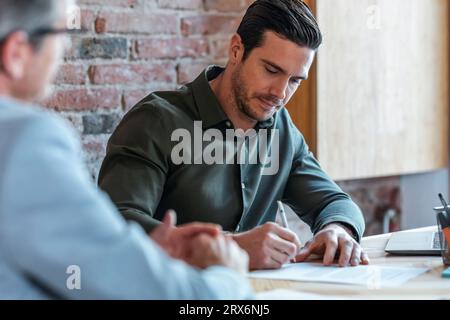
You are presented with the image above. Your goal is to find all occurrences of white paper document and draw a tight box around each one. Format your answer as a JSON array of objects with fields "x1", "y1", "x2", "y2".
[
  {"x1": 256, "y1": 289, "x2": 343, "y2": 300},
  {"x1": 249, "y1": 262, "x2": 429, "y2": 287}
]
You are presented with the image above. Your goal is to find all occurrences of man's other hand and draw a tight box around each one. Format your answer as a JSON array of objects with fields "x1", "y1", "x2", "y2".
[{"x1": 295, "y1": 223, "x2": 370, "y2": 267}]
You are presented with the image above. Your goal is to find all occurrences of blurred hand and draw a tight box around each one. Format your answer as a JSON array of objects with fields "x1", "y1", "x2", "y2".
[
  {"x1": 231, "y1": 222, "x2": 302, "y2": 270},
  {"x1": 150, "y1": 210, "x2": 222, "y2": 261},
  {"x1": 295, "y1": 223, "x2": 370, "y2": 267},
  {"x1": 186, "y1": 234, "x2": 249, "y2": 275}
]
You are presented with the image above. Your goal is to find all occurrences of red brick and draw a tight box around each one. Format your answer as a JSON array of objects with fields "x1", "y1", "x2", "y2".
[
  {"x1": 95, "y1": 18, "x2": 106, "y2": 34},
  {"x1": 95, "y1": 12, "x2": 178, "y2": 35},
  {"x1": 211, "y1": 38, "x2": 230, "y2": 59},
  {"x1": 88, "y1": 63, "x2": 176, "y2": 85},
  {"x1": 205, "y1": 0, "x2": 249, "y2": 12},
  {"x1": 177, "y1": 61, "x2": 211, "y2": 84},
  {"x1": 54, "y1": 64, "x2": 86, "y2": 85},
  {"x1": 158, "y1": 0, "x2": 203, "y2": 10},
  {"x1": 134, "y1": 38, "x2": 209, "y2": 59},
  {"x1": 82, "y1": 135, "x2": 108, "y2": 155},
  {"x1": 181, "y1": 15, "x2": 241, "y2": 36},
  {"x1": 45, "y1": 89, "x2": 122, "y2": 111}
]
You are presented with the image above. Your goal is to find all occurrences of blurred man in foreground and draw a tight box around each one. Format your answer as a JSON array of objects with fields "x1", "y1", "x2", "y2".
[{"x1": 0, "y1": 0, "x2": 251, "y2": 299}]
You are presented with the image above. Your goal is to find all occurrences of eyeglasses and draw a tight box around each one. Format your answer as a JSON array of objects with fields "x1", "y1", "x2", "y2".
[
  {"x1": 29, "y1": 27, "x2": 81, "y2": 38},
  {"x1": 0, "y1": 27, "x2": 82, "y2": 45},
  {"x1": 28, "y1": 27, "x2": 82, "y2": 47}
]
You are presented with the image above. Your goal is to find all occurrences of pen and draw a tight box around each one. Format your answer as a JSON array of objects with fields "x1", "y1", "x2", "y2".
[
  {"x1": 437, "y1": 193, "x2": 450, "y2": 247},
  {"x1": 277, "y1": 200, "x2": 289, "y2": 229},
  {"x1": 438, "y1": 194, "x2": 450, "y2": 222},
  {"x1": 438, "y1": 194, "x2": 450, "y2": 215},
  {"x1": 277, "y1": 200, "x2": 296, "y2": 263}
]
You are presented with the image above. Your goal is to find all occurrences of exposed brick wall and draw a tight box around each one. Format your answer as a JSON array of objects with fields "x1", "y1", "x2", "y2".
[
  {"x1": 45, "y1": 0, "x2": 253, "y2": 177},
  {"x1": 338, "y1": 177, "x2": 401, "y2": 236},
  {"x1": 44, "y1": 0, "x2": 400, "y2": 236}
]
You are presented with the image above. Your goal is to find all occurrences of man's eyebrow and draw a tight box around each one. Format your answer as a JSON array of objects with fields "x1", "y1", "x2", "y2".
[{"x1": 261, "y1": 59, "x2": 306, "y2": 80}]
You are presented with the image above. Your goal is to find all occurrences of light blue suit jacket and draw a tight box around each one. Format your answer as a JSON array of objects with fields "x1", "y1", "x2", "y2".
[{"x1": 0, "y1": 97, "x2": 253, "y2": 299}]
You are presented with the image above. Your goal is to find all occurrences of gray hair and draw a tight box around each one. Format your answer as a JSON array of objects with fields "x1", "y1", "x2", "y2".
[{"x1": 0, "y1": 0, "x2": 59, "y2": 41}]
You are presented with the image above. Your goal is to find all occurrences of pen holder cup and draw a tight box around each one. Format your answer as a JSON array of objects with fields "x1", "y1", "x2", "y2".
[{"x1": 436, "y1": 212, "x2": 450, "y2": 266}]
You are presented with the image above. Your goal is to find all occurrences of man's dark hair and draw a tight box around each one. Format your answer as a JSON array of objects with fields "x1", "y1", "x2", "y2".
[{"x1": 237, "y1": 0, "x2": 322, "y2": 59}]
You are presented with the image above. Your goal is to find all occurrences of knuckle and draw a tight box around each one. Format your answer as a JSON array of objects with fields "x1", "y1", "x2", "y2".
[
  {"x1": 319, "y1": 230, "x2": 334, "y2": 241},
  {"x1": 261, "y1": 246, "x2": 271, "y2": 257},
  {"x1": 290, "y1": 234, "x2": 301, "y2": 245},
  {"x1": 263, "y1": 257, "x2": 272, "y2": 267},
  {"x1": 327, "y1": 240, "x2": 338, "y2": 249},
  {"x1": 264, "y1": 222, "x2": 275, "y2": 231},
  {"x1": 262, "y1": 233, "x2": 273, "y2": 244},
  {"x1": 343, "y1": 240, "x2": 354, "y2": 249},
  {"x1": 288, "y1": 243, "x2": 297, "y2": 255},
  {"x1": 353, "y1": 245, "x2": 361, "y2": 253}
]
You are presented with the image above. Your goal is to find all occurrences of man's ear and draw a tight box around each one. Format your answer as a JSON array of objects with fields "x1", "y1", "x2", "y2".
[
  {"x1": 228, "y1": 33, "x2": 244, "y2": 65},
  {"x1": 1, "y1": 31, "x2": 32, "y2": 80}
]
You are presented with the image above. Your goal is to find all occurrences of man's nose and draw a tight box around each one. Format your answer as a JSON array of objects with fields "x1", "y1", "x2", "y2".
[{"x1": 269, "y1": 79, "x2": 288, "y2": 101}]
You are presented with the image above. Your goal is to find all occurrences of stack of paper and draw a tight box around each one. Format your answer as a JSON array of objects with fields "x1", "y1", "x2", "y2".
[{"x1": 249, "y1": 262, "x2": 429, "y2": 288}]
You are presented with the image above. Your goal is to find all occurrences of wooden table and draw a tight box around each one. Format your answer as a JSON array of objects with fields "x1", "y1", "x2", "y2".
[{"x1": 250, "y1": 227, "x2": 450, "y2": 299}]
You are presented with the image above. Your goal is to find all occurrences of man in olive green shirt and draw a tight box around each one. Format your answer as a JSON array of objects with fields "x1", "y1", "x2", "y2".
[{"x1": 99, "y1": 0, "x2": 369, "y2": 270}]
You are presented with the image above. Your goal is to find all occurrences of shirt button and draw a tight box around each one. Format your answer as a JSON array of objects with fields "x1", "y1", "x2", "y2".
[
  {"x1": 225, "y1": 121, "x2": 231, "y2": 128},
  {"x1": 241, "y1": 183, "x2": 246, "y2": 189}
]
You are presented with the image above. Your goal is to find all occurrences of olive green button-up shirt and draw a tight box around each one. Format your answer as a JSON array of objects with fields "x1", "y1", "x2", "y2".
[{"x1": 98, "y1": 66, "x2": 365, "y2": 241}]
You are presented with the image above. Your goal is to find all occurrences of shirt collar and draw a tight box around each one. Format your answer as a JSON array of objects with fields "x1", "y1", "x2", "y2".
[
  {"x1": 189, "y1": 65, "x2": 276, "y2": 130},
  {"x1": 190, "y1": 65, "x2": 229, "y2": 129}
]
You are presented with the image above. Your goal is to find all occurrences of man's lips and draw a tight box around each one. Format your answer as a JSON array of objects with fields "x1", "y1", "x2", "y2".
[{"x1": 257, "y1": 97, "x2": 279, "y2": 111}]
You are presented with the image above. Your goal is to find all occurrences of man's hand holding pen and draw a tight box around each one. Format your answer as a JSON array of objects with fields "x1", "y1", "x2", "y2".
[
  {"x1": 230, "y1": 222, "x2": 302, "y2": 270},
  {"x1": 231, "y1": 201, "x2": 370, "y2": 270}
]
